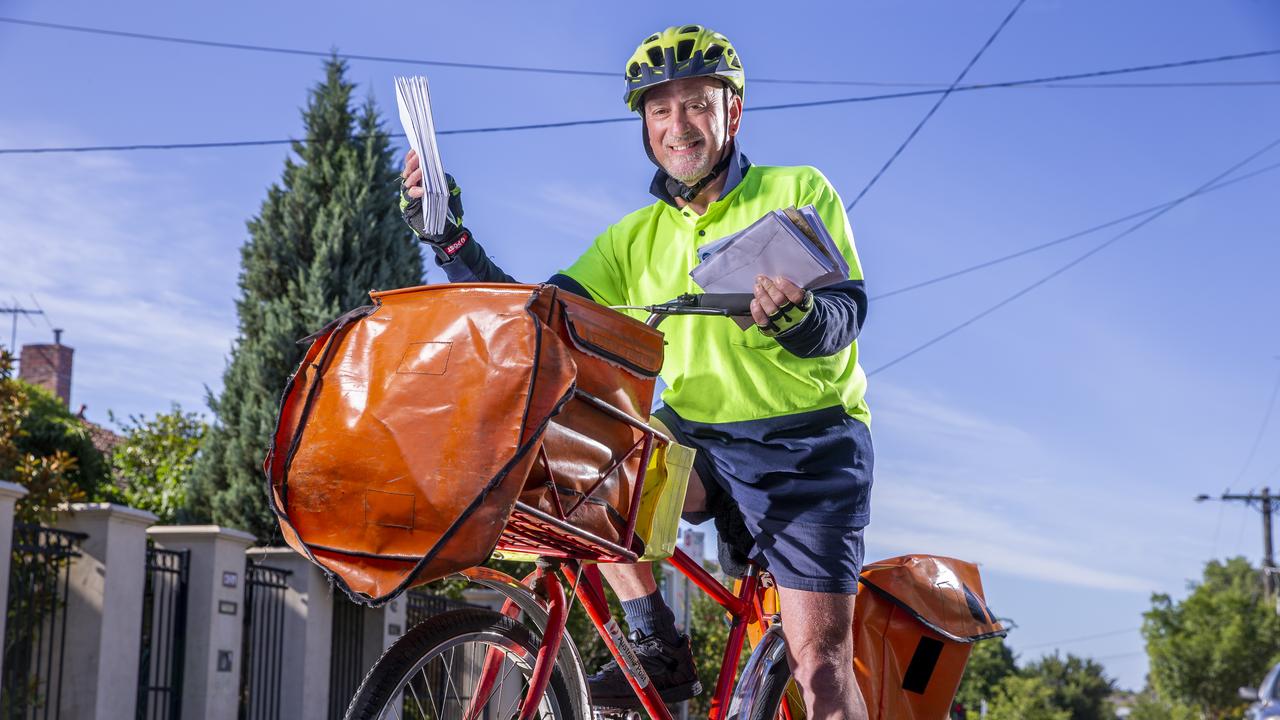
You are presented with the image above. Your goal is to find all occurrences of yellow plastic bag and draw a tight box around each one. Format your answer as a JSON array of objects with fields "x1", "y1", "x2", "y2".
[{"x1": 634, "y1": 438, "x2": 694, "y2": 561}]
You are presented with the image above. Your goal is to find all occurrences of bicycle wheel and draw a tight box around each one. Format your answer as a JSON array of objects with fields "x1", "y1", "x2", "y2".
[
  {"x1": 745, "y1": 660, "x2": 797, "y2": 720},
  {"x1": 344, "y1": 608, "x2": 575, "y2": 720}
]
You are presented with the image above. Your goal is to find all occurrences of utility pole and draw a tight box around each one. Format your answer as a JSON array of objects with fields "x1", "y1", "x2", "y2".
[
  {"x1": 1197, "y1": 488, "x2": 1280, "y2": 595},
  {"x1": 0, "y1": 305, "x2": 45, "y2": 352}
]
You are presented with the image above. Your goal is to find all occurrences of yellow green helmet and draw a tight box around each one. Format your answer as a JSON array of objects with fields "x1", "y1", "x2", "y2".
[{"x1": 624, "y1": 25, "x2": 745, "y2": 112}]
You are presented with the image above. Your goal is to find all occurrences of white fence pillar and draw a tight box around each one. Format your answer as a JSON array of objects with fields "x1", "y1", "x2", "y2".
[
  {"x1": 146, "y1": 525, "x2": 256, "y2": 720},
  {"x1": 245, "y1": 547, "x2": 334, "y2": 720},
  {"x1": 53, "y1": 502, "x2": 157, "y2": 720},
  {"x1": 0, "y1": 481, "x2": 28, "y2": 683}
]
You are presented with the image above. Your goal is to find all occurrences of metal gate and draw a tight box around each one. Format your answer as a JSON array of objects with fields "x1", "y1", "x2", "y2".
[
  {"x1": 326, "y1": 596, "x2": 367, "y2": 720},
  {"x1": 406, "y1": 588, "x2": 471, "y2": 629},
  {"x1": 239, "y1": 561, "x2": 291, "y2": 720},
  {"x1": 1, "y1": 523, "x2": 86, "y2": 720},
  {"x1": 136, "y1": 545, "x2": 190, "y2": 720}
]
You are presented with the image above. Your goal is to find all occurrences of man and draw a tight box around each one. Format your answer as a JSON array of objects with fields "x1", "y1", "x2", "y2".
[{"x1": 401, "y1": 25, "x2": 872, "y2": 719}]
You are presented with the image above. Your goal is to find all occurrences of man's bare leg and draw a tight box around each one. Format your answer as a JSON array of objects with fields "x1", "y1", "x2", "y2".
[
  {"x1": 586, "y1": 460, "x2": 708, "y2": 707},
  {"x1": 776, "y1": 587, "x2": 867, "y2": 720}
]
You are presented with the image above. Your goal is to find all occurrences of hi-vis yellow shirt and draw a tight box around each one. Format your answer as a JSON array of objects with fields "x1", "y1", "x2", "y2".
[{"x1": 562, "y1": 164, "x2": 869, "y2": 426}]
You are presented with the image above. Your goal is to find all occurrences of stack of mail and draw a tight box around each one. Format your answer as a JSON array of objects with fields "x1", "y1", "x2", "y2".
[
  {"x1": 394, "y1": 76, "x2": 451, "y2": 235},
  {"x1": 691, "y1": 205, "x2": 849, "y2": 295}
]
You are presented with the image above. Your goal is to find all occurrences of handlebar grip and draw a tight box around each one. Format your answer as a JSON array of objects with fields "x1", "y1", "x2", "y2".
[{"x1": 696, "y1": 293, "x2": 755, "y2": 317}]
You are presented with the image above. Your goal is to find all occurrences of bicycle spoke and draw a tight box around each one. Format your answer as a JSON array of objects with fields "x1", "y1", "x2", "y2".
[
  {"x1": 442, "y1": 645, "x2": 466, "y2": 716},
  {"x1": 406, "y1": 675, "x2": 428, "y2": 719},
  {"x1": 356, "y1": 612, "x2": 562, "y2": 720},
  {"x1": 420, "y1": 660, "x2": 442, "y2": 720},
  {"x1": 473, "y1": 659, "x2": 521, "y2": 719}
]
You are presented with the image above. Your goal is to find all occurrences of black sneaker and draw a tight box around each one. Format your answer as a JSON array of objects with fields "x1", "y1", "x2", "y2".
[{"x1": 588, "y1": 631, "x2": 702, "y2": 709}]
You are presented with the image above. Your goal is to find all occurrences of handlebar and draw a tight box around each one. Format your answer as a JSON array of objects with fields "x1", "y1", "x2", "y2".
[{"x1": 608, "y1": 293, "x2": 754, "y2": 328}]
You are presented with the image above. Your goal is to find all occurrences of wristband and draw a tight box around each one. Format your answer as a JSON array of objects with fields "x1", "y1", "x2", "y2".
[{"x1": 758, "y1": 291, "x2": 814, "y2": 337}]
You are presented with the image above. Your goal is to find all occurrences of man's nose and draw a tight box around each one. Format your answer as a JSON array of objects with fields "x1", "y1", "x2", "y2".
[{"x1": 669, "y1": 107, "x2": 693, "y2": 134}]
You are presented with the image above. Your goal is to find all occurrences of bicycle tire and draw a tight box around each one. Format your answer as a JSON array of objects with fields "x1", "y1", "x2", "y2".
[
  {"x1": 745, "y1": 659, "x2": 796, "y2": 720},
  {"x1": 344, "y1": 607, "x2": 575, "y2": 720}
]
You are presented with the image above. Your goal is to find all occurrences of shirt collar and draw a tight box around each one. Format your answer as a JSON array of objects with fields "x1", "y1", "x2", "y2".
[{"x1": 648, "y1": 141, "x2": 751, "y2": 208}]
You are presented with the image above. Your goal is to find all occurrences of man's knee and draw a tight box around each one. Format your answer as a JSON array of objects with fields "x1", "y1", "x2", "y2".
[
  {"x1": 789, "y1": 633, "x2": 854, "y2": 686},
  {"x1": 681, "y1": 466, "x2": 707, "y2": 514}
]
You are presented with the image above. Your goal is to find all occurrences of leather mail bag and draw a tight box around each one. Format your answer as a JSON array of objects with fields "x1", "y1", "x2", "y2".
[{"x1": 265, "y1": 283, "x2": 664, "y2": 604}]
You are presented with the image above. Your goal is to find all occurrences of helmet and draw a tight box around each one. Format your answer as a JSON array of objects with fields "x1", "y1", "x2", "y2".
[{"x1": 623, "y1": 25, "x2": 745, "y2": 112}]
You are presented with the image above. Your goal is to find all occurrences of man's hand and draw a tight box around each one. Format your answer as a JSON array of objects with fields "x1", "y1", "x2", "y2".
[
  {"x1": 752, "y1": 275, "x2": 813, "y2": 336},
  {"x1": 400, "y1": 149, "x2": 467, "y2": 258}
]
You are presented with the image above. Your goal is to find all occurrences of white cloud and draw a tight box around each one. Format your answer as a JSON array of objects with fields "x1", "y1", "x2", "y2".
[
  {"x1": 0, "y1": 122, "x2": 241, "y2": 420},
  {"x1": 867, "y1": 381, "x2": 1165, "y2": 593}
]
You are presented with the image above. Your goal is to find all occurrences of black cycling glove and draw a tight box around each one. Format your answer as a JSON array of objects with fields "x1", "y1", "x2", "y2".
[{"x1": 400, "y1": 173, "x2": 471, "y2": 263}]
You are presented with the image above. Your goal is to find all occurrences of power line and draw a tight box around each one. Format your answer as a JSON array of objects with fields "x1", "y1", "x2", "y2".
[
  {"x1": 1019, "y1": 627, "x2": 1141, "y2": 651},
  {"x1": 846, "y1": 0, "x2": 1027, "y2": 212},
  {"x1": 866, "y1": 134, "x2": 1280, "y2": 377},
  {"x1": 0, "y1": 16, "x2": 618, "y2": 79},
  {"x1": 1028, "y1": 80, "x2": 1280, "y2": 89},
  {"x1": 5, "y1": 15, "x2": 1275, "y2": 90},
  {"x1": 1235, "y1": 361, "x2": 1280, "y2": 483},
  {"x1": 872, "y1": 159, "x2": 1280, "y2": 301},
  {"x1": 1091, "y1": 651, "x2": 1146, "y2": 663},
  {"x1": 2, "y1": 48, "x2": 1278, "y2": 157},
  {"x1": 0, "y1": 306, "x2": 44, "y2": 352},
  {"x1": 26, "y1": 294, "x2": 56, "y2": 332}
]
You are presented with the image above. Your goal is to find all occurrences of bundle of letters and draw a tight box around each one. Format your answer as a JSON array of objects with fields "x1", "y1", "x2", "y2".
[
  {"x1": 690, "y1": 204, "x2": 850, "y2": 300},
  {"x1": 394, "y1": 75, "x2": 451, "y2": 235}
]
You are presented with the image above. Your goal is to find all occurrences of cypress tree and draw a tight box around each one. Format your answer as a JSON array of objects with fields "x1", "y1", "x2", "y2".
[{"x1": 189, "y1": 57, "x2": 423, "y2": 539}]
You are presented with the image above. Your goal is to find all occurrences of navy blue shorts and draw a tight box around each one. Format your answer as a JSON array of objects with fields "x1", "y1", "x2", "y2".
[{"x1": 653, "y1": 405, "x2": 873, "y2": 594}]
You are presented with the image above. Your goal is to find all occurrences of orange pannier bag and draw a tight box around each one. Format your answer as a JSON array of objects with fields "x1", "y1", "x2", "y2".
[
  {"x1": 853, "y1": 555, "x2": 1006, "y2": 720},
  {"x1": 743, "y1": 555, "x2": 1005, "y2": 719},
  {"x1": 264, "y1": 283, "x2": 664, "y2": 604}
]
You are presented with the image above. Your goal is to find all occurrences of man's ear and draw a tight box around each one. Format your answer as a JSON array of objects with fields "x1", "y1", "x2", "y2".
[{"x1": 727, "y1": 93, "x2": 743, "y2": 138}]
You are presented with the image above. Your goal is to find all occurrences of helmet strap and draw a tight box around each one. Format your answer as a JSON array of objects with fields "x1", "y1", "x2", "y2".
[{"x1": 664, "y1": 150, "x2": 734, "y2": 203}]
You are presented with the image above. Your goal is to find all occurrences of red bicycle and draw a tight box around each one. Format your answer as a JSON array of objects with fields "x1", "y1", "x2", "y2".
[{"x1": 339, "y1": 293, "x2": 1003, "y2": 720}]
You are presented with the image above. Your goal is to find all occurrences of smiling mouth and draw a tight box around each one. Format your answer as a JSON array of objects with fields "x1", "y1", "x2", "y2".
[{"x1": 668, "y1": 139, "x2": 702, "y2": 153}]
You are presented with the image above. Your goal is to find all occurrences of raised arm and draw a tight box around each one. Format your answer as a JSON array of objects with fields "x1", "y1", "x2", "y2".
[{"x1": 399, "y1": 150, "x2": 589, "y2": 297}]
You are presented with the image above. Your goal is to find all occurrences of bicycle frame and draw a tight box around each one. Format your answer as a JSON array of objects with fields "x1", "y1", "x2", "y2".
[{"x1": 466, "y1": 548, "x2": 766, "y2": 720}]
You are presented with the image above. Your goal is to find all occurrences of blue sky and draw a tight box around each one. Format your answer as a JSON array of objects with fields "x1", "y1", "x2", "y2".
[{"x1": 2, "y1": 0, "x2": 1279, "y2": 691}]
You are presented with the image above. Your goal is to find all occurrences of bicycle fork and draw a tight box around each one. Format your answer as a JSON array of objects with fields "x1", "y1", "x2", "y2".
[{"x1": 464, "y1": 566, "x2": 571, "y2": 720}]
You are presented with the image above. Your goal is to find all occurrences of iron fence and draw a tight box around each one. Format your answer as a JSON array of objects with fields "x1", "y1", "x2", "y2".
[
  {"x1": 405, "y1": 588, "x2": 474, "y2": 629},
  {"x1": 136, "y1": 545, "x2": 190, "y2": 720},
  {"x1": 238, "y1": 561, "x2": 291, "y2": 720},
  {"x1": 327, "y1": 597, "x2": 367, "y2": 720},
  {"x1": 1, "y1": 523, "x2": 86, "y2": 720}
]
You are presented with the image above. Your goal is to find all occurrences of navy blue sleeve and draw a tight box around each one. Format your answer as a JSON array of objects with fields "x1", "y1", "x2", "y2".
[
  {"x1": 773, "y1": 279, "x2": 867, "y2": 359},
  {"x1": 435, "y1": 234, "x2": 594, "y2": 301},
  {"x1": 545, "y1": 273, "x2": 593, "y2": 299},
  {"x1": 435, "y1": 233, "x2": 517, "y2": 283}
]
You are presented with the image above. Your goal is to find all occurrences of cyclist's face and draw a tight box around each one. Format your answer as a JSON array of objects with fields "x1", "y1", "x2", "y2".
[{"x1": 643, "y1": 78, "x2": 742, "y2": 184}]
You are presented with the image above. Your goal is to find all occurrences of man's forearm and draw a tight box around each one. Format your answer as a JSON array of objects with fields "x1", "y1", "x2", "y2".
[
  {"x1": 434, "y1": 232, "x2": 517, "y2": 283},
  {"x1": 434, "y1": 235, "x2": 593, "y2": 301}
]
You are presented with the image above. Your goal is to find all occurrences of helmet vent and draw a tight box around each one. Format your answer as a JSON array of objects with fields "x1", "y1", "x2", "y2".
[
  {"x1": 679, "y1": 25, "x2": 701, "y2": 34},
  {"x1": 676, "y1": 39, "x2": 694, "y2": 63},
  {"x1": 645, "y1": 34, "x2": 660, "y2": 43},
  {"x1": 704, "y1": 44, "x2": 724, "y2": 62},
  {"x1": 628, "y1": 62, "x2": 641, "y2": 78},
  {"x1": 647, "y1": 46, "x2": 665, "y2": 67}
]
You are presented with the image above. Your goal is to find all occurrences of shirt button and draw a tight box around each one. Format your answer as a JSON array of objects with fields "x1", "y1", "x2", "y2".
[
  {"x1": 682, "y1": 211, "x2": 690, "y2": 217},
  {"x1": 698, "y1": 230, "x2": 706, "y2": 236}
]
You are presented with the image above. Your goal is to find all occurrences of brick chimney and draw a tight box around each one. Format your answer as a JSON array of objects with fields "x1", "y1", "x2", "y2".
[{"x1": 19, "y1": 329, "x2": 73, "y2": 406}]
